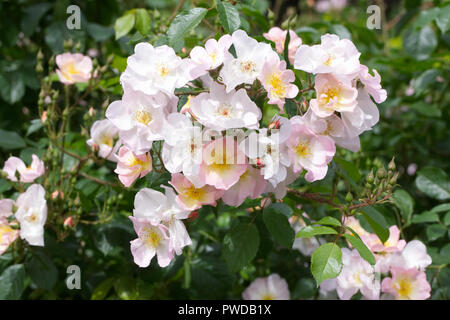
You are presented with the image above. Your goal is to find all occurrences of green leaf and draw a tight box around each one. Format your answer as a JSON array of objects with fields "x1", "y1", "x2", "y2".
[
  {"x1": 135, "y1": 9, "x2": 151, "y2": 36},
  {"x1": 436, "y1": 5, "x2": 450, "y2": 33},
  {"x1": 263, "y1": 205, "x2": 295, "y2": 247},
  {"x1": 314, "y1": 216, "x2": 342, "y2": 227},
  {"x1": 167, "y1": 8, "x2": 207, "y2": 49},
  {"x1": 267, "y1": 203, "x2": 293, "y2": 218},
  {"x1": 392, "y1": 189, "x2": 414, "y2": 225},
  {"x1": 0, "y1": 264, "x2": 26, "y2": 299},
  {"x1": 342, "y1": 234, "x2": 375, "y2": 265},
  {"x1": 87, "y1": 23, "x2": 114, "y2": 42},
  {"x1": 413, "y1": 69, "x2": 439, "y2": 93},
  {"x1": 431, "y1": 203, "x2": 450, "y2": 213},
  {"x1": 409, "y1": 102, "x2": 441, "y2": 118},
  {"x1": 403, "y1": 25, "x2": 437, "y2": 61},
  {"x1": 91, "y1": 278, "x2": 115, "y2": 300},
  {"x1": 330, "y1": 24, "x2": 351, "y2": 40},
  {"x1": 415, "y1": 167, "x2": 450, "y2": 201},
  {"x1": 222, "y1": 223, "x2": 259, "y2": 272},
  {"x1": 0, "y1": 72, "x2": 25, "y2": 104},
  {"x1": 311, "y1": 243, "x2": 342, "y2": 286},
  {"x1": 26, "y1": 119, "x2": 44, "y2": 136},
  {"x1": 217, "y1": 1, "x2": 240, "y2": 33},
  {"x1": 361, "y1": 207, "x2": 389, "y2": 243},
  {"x1": 334, "y1": 157, "x2": 361, "y2": 182},
  {"x1": 114, "y1": 276, "x2": 138, "y2": 300},
  {"x1": 21, "y1": 2, "x2": 52, "y2": 37},
  {"x1": 115, "y1": 11, "x2": 136, "y2": 40},
  {"x1": 0, "y1": 129, "x2": 26, "y2": 150},
  {"x1": 443, "y1": 212, "x2": 450, "y2": 227},
  {"x1": 297, "y1": 225, "x2": 338, "y2": 238},
  {"x1": 412, "y1": 210, "x2": 440, "y2": 224},
  {"x1": 412, "y1": 7, "x2": 440, "y2": 30},
  {"x1": 26, "y1": 250, "x2": 58, "y2": 290},
  {"x1": 426, "y1": 224, "x2": 447, "y2": 242}
]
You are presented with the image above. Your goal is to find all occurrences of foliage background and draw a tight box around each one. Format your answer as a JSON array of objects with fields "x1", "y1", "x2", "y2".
[{"x1": 0, "y1": 0, "x2": 449, "y2": 300}]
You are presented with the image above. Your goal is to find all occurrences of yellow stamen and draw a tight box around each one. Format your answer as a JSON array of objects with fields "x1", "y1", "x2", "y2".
[
  {"x1": 294, "y1": 141, "x2": 311, "y2": 158},
  {"x1": 269, "y1": 73, "x2": 286, "y2": 98},
  {"x1": 135, "y1": 110, "x2": 152, "y2": 126}
]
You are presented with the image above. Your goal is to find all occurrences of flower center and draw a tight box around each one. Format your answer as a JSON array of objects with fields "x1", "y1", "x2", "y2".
[
  {"x1": 184, "y1": 186, "x2": 206, "y2": 201},
  {"x1": 25, "y1": 212, "x2": 39, "y2": 223},
  {"x1": 157, "y1": 63, "x2": 170, "y2": 77},
  {"x1": 142, "y1": 227, "x2": 161, "y2": 248},
  {"x1": 395, "y1": 279, "x2": 412, "y2": 298},
  {"x1": 294, "y1": 141, "x2": 311, "y2": 158},
  {"x1": 269, "y1": 73, "x2": 286, "y2": 98},
  {"x1": 135, "y1": 109, "x2": 152, "y2": 126},
  {"x1": 240, "y1": 60, "x2": 256, "y2": 74},
  {"x1": 216, "y1": 103, "x2": 234, "y2": 118},
  {"x1": 261, "y1": 293, "x2": 275, "y2": 300},
  {"x1": 320, "y1": 87, "x2": 339, "y2": 106}
]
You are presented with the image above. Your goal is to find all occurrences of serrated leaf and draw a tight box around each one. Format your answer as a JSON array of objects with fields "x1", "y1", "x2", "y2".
[
  {"x1": 415, "y1": 167, "x2": 450, "y2": 201},
  {"x1": 222, "y1": 223, "x2": 259, "y2": 272},
  {"x1": 115, "y1": 11, "x2": 135, "y2": 40},
  {"x1": 342, "y1": 234, "x2": 375, "y2": 265},
  {"x1": 263, "y1": 205, "x2": 295, "y2": 247},
  {"x1": 217, "y1": 1, "x2": 240, "y2": 33},
  {"x1": 167, "y1": 8, "x2": 207, "y2": 49},
  {"x1": 311, "y1": 243, "x2": 342, "y2": 286},
  {"x1": 297, "y1": 225, "x2": 338, "y2": 238}
]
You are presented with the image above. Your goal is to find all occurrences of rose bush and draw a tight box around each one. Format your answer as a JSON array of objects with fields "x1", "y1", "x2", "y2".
[{"x1": 0, "y1": 0, "x2": 448, "y2": 300}]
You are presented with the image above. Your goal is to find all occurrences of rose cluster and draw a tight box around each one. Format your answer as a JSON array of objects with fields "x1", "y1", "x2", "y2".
[
  {"x1": 319, "y1": 217, "x2": 432, "y2": 300},
  {"x1": 81, "y1": 28, "x2": 388, "y2": 268}
]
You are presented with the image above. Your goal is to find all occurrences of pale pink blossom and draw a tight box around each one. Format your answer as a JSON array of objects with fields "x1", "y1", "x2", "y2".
[
  {"x1": 363, "y1": 225, "x2": 406, "y2": 254},
  {"x1": 169, "y1": 173, "x2": 223, "y2": 210},
  {"x1": 315, "y1": 0, "x2": 347, "y2": 12},
  {"x1": 189, "y1": 34, "x2": 232, "y2": 78},
  {"x1": 359, "y1": 65, "x2": 387, "y2": 103},
  {"x1": 243, "y1": 274, "x2": 290, "y2": 300},
  {"x1": 0, "y1": 199, "x2": 14, "y2": 219},
  {"x1": 258, "y1": 51, "x2": 299, "y2": 111},
  {"x1": 56, "y1": 53, "x2": 92, "y2": 84},
  {"x1": 114, "y1": 146, "x2": 152, "y2": 187},
  {"x1": 86, "y1": 119, "x2": 119, "y2": 161},
  {"x1": 189, "y1": 82, "x2": 261, "y2": 131},
  {"x1": 0, "y1": 218, "x2": 19, "y2": 255},
  {"x1": 161, "y1": 113, "x2": 203, "y2": 185},
  {"x1": 294, "y1": 34, "x2": 360, "y2": 76},
  {"x1": 286, "y1": 116, "x2": 336, "y2": 182},
  {"x1": 133, "y1": 187, "x2": 192, "y2": 255},
  {"x1": 344, "y1": 216, "x2": 370, "y2": 238},
  {"x1": 129, "y1": 216, "x2": 173, "y2": 268},
  {"x1": 199, "y1": 137, "x2": 248, "y2": 190},
  {"x1": 381, "y1": 267, "x2": 431, "y2": 300},
  {"x1": 263, "y1": 27, "x2": 302, "y2": 64},
  {"x1": 220, "y1": 30, "x2": 274, "y2": 92},
  {"x1": 15, "y1": 184, "x2": 47, "y2": 246},
  {"x1": 106, "y1": 88, "x2": 176, "y2": 155},
  {"x1": 389, "y1": 240, "x2": 432, "y2": 271},
  {"x1": 336, "y1": 248, "x2": 380, "y2": 300},
  {"x1": 3, "y1": 155, "x2": 45, "y2": 183},
  {"x1": 309, "y1": 73, "x2": 358, "y2": 117},
  {"x1": 340, "y1": 88, "x2": 380, "y2": 138},
  {"x1": 121, "y1": 43, "x2": 193, "y2": 95},
  {"x1": 222, "y1": 166, "x2": 266, "y2": 207}
]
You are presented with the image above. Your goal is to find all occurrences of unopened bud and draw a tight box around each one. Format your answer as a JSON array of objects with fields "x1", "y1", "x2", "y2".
[
  {"x1": 64, "y1": 217, "x2": 75, "y2": 228},
  {"x1": 345, "y1": 192, "x2": 353, "y2": 202},
  {"x1": 268, "y1": 119, "x2": 281, "y2": 130},
  {"x1": 389, "y1": 172, "x2": 399, "y2": 185},
  {"x1": 377, "y1": 167, "x2": 386, "y2": 179},
  {"x1": 388, "y1": 157, "x2": 396, "y2": 171},
  {"x1": 254, "y1": 157, "x2": 264, "y2": 168},
  {"x1": 188, "y1": 211, "x2": 198, "y2": 220},
  {"x1": 366, "y1": 170, "x2": 374, "y2": 183}
]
